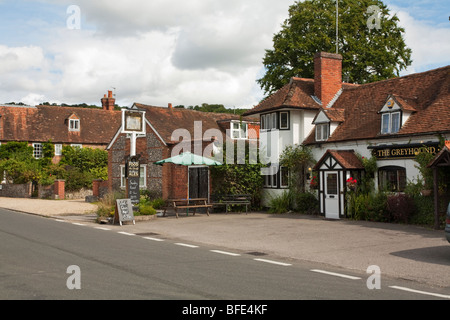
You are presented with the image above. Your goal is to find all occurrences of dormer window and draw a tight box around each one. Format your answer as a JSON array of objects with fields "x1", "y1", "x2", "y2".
[
  {"x1": 380, "y1": 97, "x2": 402, "y2": 135},
  {"x1": 316, "y1": 123, "x2": 330, "y2": 141},
  {"x1": 69, "y1": 119, "x2": 80, "y2": 132},
  {"x1": 381, "y1": 111, "x2": 401, "y2": 134}
]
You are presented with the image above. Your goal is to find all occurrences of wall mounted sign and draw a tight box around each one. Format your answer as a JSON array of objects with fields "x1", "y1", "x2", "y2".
[{"x1": 369, "y1": 142, "x2": 440, "y2": 160}]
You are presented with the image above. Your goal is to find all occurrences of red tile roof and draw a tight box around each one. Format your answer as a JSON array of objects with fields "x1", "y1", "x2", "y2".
[
  {"x1": 133, "y1": 103, "x2": 259, "y2": 144},
  {"x1": 0, "y1": 105, "x2": 122, "y2": 145},
  {"x1": 302, "y1": 65, "x2": 450, "y2": 144},
  {"x1": 313, "y1": 149, "x2": 364, "y2": 170}
]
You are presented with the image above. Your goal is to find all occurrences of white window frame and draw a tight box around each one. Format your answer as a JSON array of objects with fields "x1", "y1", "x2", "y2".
[
  {"x1": 280, "y1": 166, "x2": 289, "y2": 188},
  {"x1": 32, "y1": 143, "x2": 43, "y2": 159},
  {"x1": 69, "y1": 119, "x2": 80, "y2": 132},
  {"x1": 70, "y1": 144, "x2": 83, "y2": 149},
  {"x1": 316, "y1": 123, "x2": 329, "y2": 142},
  {"x1": 279, "y1": 112, "x2": 289, "y2": 130},
  {"x1": 381, "y1": 111, "x2": 401, "y2": 134},
  {"x1": 231, "y1": 121, "x2": 248, "y2": 140},
  {"x1": 271, "y1": 113, "x2": 277, "y2": 130},
  {"x1": 55, "y1": 144, "x2": 63, "y2": 156},
  {"x1": 120, "y1": 164, "x2": 147, "y2": 189}
]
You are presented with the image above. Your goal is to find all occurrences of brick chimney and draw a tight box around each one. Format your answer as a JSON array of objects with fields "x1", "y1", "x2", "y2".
[
  {"x1": 314, "y1": 52, "x2": 343, "y2": 108},
  {"x1": 101, "y1": 90, "x2": 115, "y2": 111},
  {"x1": 168, "y1": 103, "x2": 173, "y2": 110}
]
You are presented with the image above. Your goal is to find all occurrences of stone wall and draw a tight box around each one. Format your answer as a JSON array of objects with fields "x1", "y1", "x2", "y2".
[{"x1": 0, "y1": 183, "x2": 33, "y2": 198}]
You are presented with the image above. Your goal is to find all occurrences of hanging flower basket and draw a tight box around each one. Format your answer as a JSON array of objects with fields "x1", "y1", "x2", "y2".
[
  {"x1": 346, "y1": 177, "x2": 357, "y2": 191},
  {"x1": 310, "y1": 176, "x2": 319, "y2": 190}
]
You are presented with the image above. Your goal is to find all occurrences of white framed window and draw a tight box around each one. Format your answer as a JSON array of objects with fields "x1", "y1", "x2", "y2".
[
  {"x1": 279, "y1": 112, "x2": 289, "y2": 130},
  {"x1": 32, "y1": 143, "x2": 43, "y2": 159},
  {"x1": 261, "y1": 115, "x2": 266, "y2": 131},
  {"x1": 69, "y1": 119, "x2": 80, "y2": 132},
  {"x1": 316, "y1": 123, "x2": 329, "y2": 141},
  {"x1": 70, "y1": 144, "x2": 82, "y2": 149},
  {"x1": 280, "y1": 167, "x2": 289, "y2": 188},
  {"x1": 381, "y1": 111, "x2": 401, "y2": 134},
  {"x1": 55, "y1": 144, "x2": 63, "y2": 156},
  {"x1": 271, "y1": 113, "x2": 277, "y2": 129},
  {"x1": 140, "y1": 165, "x2": 147, "y2": 188},
  {"x1": 264, "y1": 174, "x2": 271, "y2": 188},
  {"x1": 231, "y1": 121, "x2": 248, "y2": 140},
  {"x1": 120, "y1": 165, "x2": 147, "y2": 189}
]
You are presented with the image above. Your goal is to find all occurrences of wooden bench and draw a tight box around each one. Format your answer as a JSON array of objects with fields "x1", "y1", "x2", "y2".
[
  {"x1": 211, "y1": 194, "x2": 252, "y2": 214},
  {"x1": 163, "y1": 198, "x2": 212, "y2": 219}
]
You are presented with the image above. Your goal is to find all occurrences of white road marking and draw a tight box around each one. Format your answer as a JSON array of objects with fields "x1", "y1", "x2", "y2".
[
  {"x1": 254, "y1": 258, "x2": 292, "y2": 266},
  {"x1": 55, "y1": 219, "x2": 66, "y2": 223},
  {"x1": 72, "y1": 223, "x2": 86, "y2": 226},
  {"x1": 210, "y1": 250, "x2": 241, "y2": 257},
  {"x1": 389, "y1": 286, "x2": 450, "y2": 300},
  {"x1": 310, "y1": 269, "x2": 362, "y2": 280},
  {"x1": 175, "y1": 243, "x2": 199, "y2": 248},
  {"x1": 95, "y1": 227, "x2": 111, "y2": 231},
  {"x1": 143, "y1": 237, "x2": 165, "y2": 242},
  {"x1": 117, "y1": 232, "x2": 135, "y2": 236}
]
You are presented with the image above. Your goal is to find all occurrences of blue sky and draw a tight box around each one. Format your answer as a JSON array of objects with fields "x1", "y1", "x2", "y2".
[{"x1": 0, "y1": 0, "x2": 449, "y2": 107}]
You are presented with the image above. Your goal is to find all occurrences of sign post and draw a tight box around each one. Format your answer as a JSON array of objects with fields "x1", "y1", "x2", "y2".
[{"x1": 120, "y1": 107, "x2": 146, "y2": 221}]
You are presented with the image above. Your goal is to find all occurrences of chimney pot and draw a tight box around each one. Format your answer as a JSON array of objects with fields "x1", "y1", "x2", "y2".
[{"x1": 101, "y1": 91, "x2": 116, "y2": 111}]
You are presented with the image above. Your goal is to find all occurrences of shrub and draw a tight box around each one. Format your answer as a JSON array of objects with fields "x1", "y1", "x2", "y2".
[
  {"x1": 96, "y1": 191, "x2": 126, "y2": 221},
  {"x1": 64, "y1": 166, "x2": 94, "y2": 192},
  {"x1": 268, "y1": 191, "x2": 292, "y2": 214},
  {"x1": 294, "y1": 192, "x2": 319, "y2": 214},
  {"x1": 347, "y1": 191, "x2": 388, "y2": 222},
  {"x1": 386, "y1": 193, "x2": 415, "y2": 223},
  {"x1": 150, "y1": 198, "x2": 166, "y2": 210},
  {"x1": 138, "y1": 205, "x2": 157, "y2": 216}
]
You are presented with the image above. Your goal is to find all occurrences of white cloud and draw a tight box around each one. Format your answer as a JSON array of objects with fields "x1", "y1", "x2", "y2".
[
  {"x1": 0, "y1": 0, "x2": 293, "y2": 108},
  {"x1": 394, "y1": 9, "x2": 450, "y2": 74},
  {"x1": 1, "y1": 0, "x2": 448, "y2": 110}
]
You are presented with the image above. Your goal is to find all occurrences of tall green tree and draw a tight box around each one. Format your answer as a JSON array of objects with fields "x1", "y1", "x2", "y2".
[{"x1": 258, "y1": 0, "x2": 412, "y2": 96}]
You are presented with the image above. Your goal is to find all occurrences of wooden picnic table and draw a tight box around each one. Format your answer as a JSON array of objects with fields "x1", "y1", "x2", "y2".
[{"x1": 163, "y1": 198, "x2": 212, "y2": 219}]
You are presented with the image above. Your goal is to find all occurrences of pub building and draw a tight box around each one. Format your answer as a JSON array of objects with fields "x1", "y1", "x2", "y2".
[{"x1": 244, "y1": 52, "x2": 449, "y2": 219}]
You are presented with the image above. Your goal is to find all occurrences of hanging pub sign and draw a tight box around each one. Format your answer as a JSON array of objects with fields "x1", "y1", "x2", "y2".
[
  {"x1": 126, "y1": 156, "x2": 141, "y2": 206},
  {"x1": 369, "y1": 142, "x2": 440, "y2": 160},
  {"x1": 122, "y1": 109, "x2": 146, "y2": 135}
]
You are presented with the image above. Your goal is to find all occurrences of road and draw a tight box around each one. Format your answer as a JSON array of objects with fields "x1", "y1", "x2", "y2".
[{"x1": 1, "y1": 208, "x2": 450, "y2": 305}]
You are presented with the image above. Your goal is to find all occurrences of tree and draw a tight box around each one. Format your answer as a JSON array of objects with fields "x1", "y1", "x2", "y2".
[
  {"x1": 279, "y1": 144, "x2": 316, "y2": 194},
  {"x1": 258, "y1": 0, "x2": 412, "y2": 96}
]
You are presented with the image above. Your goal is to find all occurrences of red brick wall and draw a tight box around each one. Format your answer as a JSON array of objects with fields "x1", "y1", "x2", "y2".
[
  {"x1": 314, "y1": 52, "x2": 342, "y2": 107},
  {"x1": 54, "y1": 180, "x2": 65, "y2": 199}
]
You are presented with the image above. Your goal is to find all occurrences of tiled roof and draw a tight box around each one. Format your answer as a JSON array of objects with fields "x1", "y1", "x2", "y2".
[
  {"x1": 0, "y1": 105, "x2": 122, "y2": 145},
  {"x1": 304, "y1": 65, "x2": 450, "y2": 144},
  {"x1": 243, "y1": 78, "x2": 321, "y2": 116},
  {"x1": 313, "y1": 149, "x2": 364, "y2": 170},
  {"x1": 134, "y1": 104, "x2": 259, "y2": 144},
  {"x1": 244, "y1": 78, "x2": 358, "y2": 116}
]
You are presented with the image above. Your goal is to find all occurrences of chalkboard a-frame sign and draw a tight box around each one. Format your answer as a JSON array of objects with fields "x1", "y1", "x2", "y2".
[{"x1": 114, "y1": 199, "x2": 136, "y2": 226}]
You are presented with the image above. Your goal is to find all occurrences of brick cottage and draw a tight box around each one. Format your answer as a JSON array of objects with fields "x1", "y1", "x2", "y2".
[{"x1": 106, "y1": 103, "x2": 259, "y2": 201}]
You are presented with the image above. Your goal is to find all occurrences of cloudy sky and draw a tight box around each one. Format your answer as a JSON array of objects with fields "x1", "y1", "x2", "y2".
[{"x1": 0, "y1": 0, "x2": 449, "y2": 109}]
